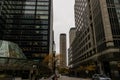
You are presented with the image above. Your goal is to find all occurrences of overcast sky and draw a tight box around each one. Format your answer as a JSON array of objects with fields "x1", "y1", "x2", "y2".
[{"x1": 53, "y1": 0, "x2": 75, "y2": 53}]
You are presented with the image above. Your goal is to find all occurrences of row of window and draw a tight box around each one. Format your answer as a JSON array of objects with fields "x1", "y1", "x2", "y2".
[
  {"x1": 22, "y1": 47, "x2": 48, "y2": 52},
  {"x1": 4, "y1": 30, "x2": 48, "y2": 35},
  {"x1": 24, "y1": 10, "x2": 48, "y2": 14},
  {"x1": 7, "y1": 15, "x2": 49, "y2": 20},
  {"x1": 19, "y1": 41, "x2": 48, "y2": 46},
  {"x1": 4, "y1": 35, "x2": 48, "y2": 41},
  {"x1": 24, "y1": 6, "x2": 49, "y2": 10},
  {"x1": 73, "y1": 41, "x2": 91, "y2": 59},
  {"x1": 106, "y1": 0, "x2": 120, "y2": 4},
  {"x1": 8, "y1": 20, "x2": 48, "y2": 24},
  {"x1": 7, "y1": 15, "x2": 48, "y2": 19},
  {"x1": 23, "y1": 36, "x2": 47, "y2": 40},
  {"x1": 25, "y1": 2, "x2": 49, "y2": 6},
  {"x1": 25, "y1": 0, "x2": 49, "y2": 1},
  {"x1": 36, "y1": 15, "x2": 49, "y2": 19},
  {"x1": 6, "y1": 25, "x2": 48, "y2": 29},
  {"x1": 4, "y1": 10, "x2": 49, "y2": 15},
  {"x1": 71, "y1": 48, "x2": 96, "y2": 65}
]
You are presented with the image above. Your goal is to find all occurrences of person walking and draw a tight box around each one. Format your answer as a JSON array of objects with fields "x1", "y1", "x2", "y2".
[{"x1": 52, "y1": 75, "x2": 58, "y2": 80}]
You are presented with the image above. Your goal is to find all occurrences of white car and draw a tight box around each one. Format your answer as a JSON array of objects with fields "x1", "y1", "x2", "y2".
[{"x1": 92, "y1": 74, "x2": 111, "y2": 80}]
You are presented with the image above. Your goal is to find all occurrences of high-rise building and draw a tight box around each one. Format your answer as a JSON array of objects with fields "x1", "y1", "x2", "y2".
[
  {"x1": 0, "y1": 0, "x2": 53, "y2": 60},
  {"x1": 69, "y1": 0, "x2": 120, "y2": 78},
  {"x1": 0, "y1": 0, "x2": 6, "y2": 39},
  {"x1": 60, "y1": 33, "x2": 67, "y2": 68},
  {"x1": 68, "y1": 27, "x2": 76, "y2": 68},
  {"x1": 69, "y1": 27, "x2": 76, "y2": 46}
]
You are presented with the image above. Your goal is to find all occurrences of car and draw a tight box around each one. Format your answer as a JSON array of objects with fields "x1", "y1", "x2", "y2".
[{"x1": 92, "y1": 74, "x2": 111, "y2": 80}]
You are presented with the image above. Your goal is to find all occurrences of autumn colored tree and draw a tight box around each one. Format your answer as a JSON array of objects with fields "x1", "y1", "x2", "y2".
[
  {"x1": 43, "y1": 54, "x2": 53, "y2": 64},
  {"x1": 59, "y1": 68, "x2": 69, "y2": 74}
]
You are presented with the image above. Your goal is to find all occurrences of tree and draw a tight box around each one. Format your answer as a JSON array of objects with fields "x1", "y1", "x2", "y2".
[
  {"x1": 35, "y1": 54, "x2": 54, "y2": 78},
  {"x1": 43, "y1": 54, "x2": 53, "y2": 65},
  {"x1": 58, "y1": 68, "x2": 69, "y2": 74}
]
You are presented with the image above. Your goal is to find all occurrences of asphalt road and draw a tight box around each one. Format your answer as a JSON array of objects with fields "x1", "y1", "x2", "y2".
[
  {"x1": 57, "y1": 75, "x2": 91, "y2": 80},
  {"x1": 39, "y1": 75, "x2": 91, "y2": 80}
]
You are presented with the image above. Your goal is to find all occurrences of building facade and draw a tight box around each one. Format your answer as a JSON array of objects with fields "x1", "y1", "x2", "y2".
[
  {"x1": 0, "y1": 0, "x2": 53, "y2": 60},
  {"x1": 68, "y1": 27, "x2": 76, "y2": 68},
  {"x1": 69, "y1": 0, "x2": 120, "y2": 78},
  {"x1": 60, "y1": 33, "x2": 67, "y2": 68},
  {"x1": 0, "y1": 0, "x2": 5, "y2": 40},
  {"x1": 69, "y1": 27, "x2": 76, "y2": 46}
]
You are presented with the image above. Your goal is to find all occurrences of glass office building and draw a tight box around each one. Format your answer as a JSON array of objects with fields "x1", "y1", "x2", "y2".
[
  {"x1": 0, "y1": 0, "x2": 4, "y2": 39},
  {"x1": 0, "y1": 0, "x2": 53, "y2": 60}
]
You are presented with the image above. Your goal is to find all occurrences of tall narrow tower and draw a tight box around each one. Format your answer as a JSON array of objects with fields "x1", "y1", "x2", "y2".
[
  {"x1": 60, "y1": 33, "x2": 67, "y2": 68},
  {"x1": 69, "y1": 27, "x2": 76, "y2": 46}
]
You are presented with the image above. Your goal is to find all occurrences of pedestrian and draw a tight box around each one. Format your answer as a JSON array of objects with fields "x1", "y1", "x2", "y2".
[{"x1": 52, "y1": 75, "x2": 57, "y2": 80}]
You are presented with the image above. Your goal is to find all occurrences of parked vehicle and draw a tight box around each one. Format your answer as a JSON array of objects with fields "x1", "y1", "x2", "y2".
[{"x1": 92, "y1": 74, "x2": 111, "y2": 80}]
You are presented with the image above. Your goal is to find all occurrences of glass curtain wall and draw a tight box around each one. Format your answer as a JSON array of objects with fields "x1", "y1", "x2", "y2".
[{"x1": 2, "y1": 0, "x2": 51, "y2": 60}]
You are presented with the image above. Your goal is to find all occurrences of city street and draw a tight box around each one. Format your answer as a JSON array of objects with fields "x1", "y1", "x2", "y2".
[
  {"x1": 58, "y1": 76, "x2": 91, "y2": 80},
  {"x1": 1, "y1": 0, "x2": 120, "y2": 80},
  {"x1": 39, "y1": 75, "x2": 91, "y2": 80}
]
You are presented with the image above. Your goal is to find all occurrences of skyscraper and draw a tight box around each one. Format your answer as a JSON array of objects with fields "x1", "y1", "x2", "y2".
[
  {"x1": 0, "y1": 0, "x2": 7, "y2": 40},
  {"x1": 60, "y1": 33, "x2": 67, "y2": 68},
  {"x1": 69, "y1": 0, "x2": 120, "y2": 78},
  {"x1": 69, "y1": 27, "x2": 76, "y2": 46},
  {"x1": 0, "y1": 0, "x2": 53, "y2": 60},
  {"x1": 68, "y1": 27, "x2": 76, "y2": 68}
]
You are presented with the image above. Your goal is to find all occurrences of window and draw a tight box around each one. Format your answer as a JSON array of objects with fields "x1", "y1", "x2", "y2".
[
  {"x1": 36, "y1": 15, "x2": 48, "y2": 19},
  {"x1": 41, "y1": 41, "x2": 47, "y2": 46},
  {"x1": 35, "y1": 25, "x2": 48, "y2": 29},
  {"x1": 42, "y1": 36, "x2": 47, "y2": 40},
  {"x1": 41, "y1": 21, "x2": 48, "y2": 24},
  {"x1": 37, "y1": 6, "x2": 48, "y2": 10},
  {"x1": 40, "y1": 16, "x2": 48, "y2": 19},
  {"x1": 38, "y1": 0, "x2": 49, "y2": 1},
  {"x1": 36, "y1": 11, "x2": 48, "y2": 14},
  {"x1": 25, "y1": 2, "x2": 35, "y2": 5},
  {"x1": 41, "y1": 26, "x2": 48, "y2": 29},
  {"x1": 24, "y1": 6, "x2": 35, "y2": 9},
  {"x1": 37, "y1": 2, "x2": 49, "y2": 5},
  {"x1": 41, "y1": 31, "x2": 48, "y2": 34},
  {"x1": 24, "y1": 11, "x2": 35, "y2": 14}
]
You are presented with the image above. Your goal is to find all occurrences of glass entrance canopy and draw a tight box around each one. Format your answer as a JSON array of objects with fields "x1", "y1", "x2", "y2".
[{"x1": 0, "y1": 40, "x2": 39, "y2": 70}]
